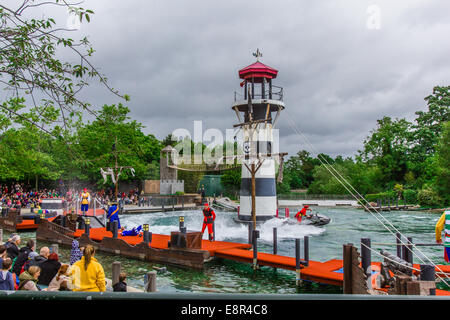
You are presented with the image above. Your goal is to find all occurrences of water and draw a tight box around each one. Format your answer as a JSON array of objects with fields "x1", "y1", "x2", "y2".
[{"x1": 5, "y1": 207, "x2": 446, "y2": 294}]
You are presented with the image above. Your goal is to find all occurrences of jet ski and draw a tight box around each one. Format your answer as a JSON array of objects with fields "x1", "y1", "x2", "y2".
[{"x1": 282, "y1": 213, "x2": 331, "y2": 226}]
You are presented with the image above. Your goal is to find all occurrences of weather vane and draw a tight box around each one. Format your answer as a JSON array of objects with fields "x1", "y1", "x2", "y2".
[{"x1": 252, "y1": 48, "x2": 263, "y2": 61}]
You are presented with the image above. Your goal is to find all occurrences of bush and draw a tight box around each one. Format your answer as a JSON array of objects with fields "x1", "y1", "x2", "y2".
[
  {"x1": 403, "y1": 189, "x2": 417, "y2": 204},
  {"x1": 417, "y1": 187, "x2": 442, "y2": 207}
]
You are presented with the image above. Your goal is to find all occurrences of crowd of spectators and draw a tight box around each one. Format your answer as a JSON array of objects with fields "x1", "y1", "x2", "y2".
[
  {"x1": 0, "y1": 182, "x2": 144, "y2": 209},
  {"x1": 0, "y1": 236, "x2": 126, "y2": 292}
]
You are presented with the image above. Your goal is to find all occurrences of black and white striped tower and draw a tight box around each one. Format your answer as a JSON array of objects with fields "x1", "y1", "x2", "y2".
[{"x1": 232, "y1": 50, "x2": 285, "y2": 223}]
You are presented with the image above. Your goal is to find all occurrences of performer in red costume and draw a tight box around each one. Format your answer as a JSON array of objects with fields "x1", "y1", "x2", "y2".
[{"x1": 201, "y1": 203, "x2": 216, "y2": 241}]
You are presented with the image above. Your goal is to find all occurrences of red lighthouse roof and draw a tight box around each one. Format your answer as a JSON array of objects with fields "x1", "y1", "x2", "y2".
[{"x1": 238, "y1": 61, "x2": 278, "y2": 82}]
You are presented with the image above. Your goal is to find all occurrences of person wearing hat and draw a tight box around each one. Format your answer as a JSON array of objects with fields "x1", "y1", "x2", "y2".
[
  {"x1": 80, "y1": 188, "x2": 91, "y2": 215},
  {"x1": 201, "y1": 203, "x2": 216, "y2": 241},
  {"x1": 107, "y1": 201, "x2": 121, "y2": 229},
  {"x1": 295, "y1": 205, "x2": 312, "y2": 223}
]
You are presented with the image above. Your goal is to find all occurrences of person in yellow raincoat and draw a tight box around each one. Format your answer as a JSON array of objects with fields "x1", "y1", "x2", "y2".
[
  {"x1": 435, "y1": 210, "x2": 450, "y2": 262},
  {"x1": 70, "y1": 245, "x2": 106, "y2": 292}
]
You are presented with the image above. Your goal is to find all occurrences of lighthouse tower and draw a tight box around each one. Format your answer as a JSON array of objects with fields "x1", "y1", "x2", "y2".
[{"x1": 232, "y1": 50, "x2": 285, "y2": 223}]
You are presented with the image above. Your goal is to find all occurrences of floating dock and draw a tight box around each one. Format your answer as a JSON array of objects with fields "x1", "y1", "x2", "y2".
[{"x1": 34, "y1": 215, "x2": 450, "y2": 296}]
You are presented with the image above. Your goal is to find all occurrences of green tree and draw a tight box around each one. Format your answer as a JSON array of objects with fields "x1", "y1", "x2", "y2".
[
  {"x1": 74, "y1": 104, "x2": 162, "y2": 186},
  {"x1": 360, "y1": 116, "x2": 411, "y2": 188}
]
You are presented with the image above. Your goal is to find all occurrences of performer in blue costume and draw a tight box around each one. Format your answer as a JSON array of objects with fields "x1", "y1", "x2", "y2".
[
  {"x1": 107, "y1": 202, "x2": 121, "y2": 229},
  {"x1": 121, "y1": 225, "x2": 143, "y2": 237}
]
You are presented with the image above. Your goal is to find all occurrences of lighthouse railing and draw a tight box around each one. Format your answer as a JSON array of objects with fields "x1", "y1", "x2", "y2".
[{"x1": 234, "y1": 85, "x2": 283, "y2": 102}]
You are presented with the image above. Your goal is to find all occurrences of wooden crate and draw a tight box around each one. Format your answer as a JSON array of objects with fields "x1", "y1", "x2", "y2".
[{"x1": 170, "y1": 231, "x2": 202, "y2": 249}]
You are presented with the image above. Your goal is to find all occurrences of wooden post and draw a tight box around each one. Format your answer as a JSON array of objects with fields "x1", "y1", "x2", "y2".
[
  {"x1": 269, "y1": 79, "x2": 272, "y2": 99},
  {"x1": 420, "y1": 264, "x2": 436, "y2": 296},
  {"x1": 343, "y1": 243, "x2": 368, "y2": 294},
  {"x1": 361, "y1": 238, "x2": 371, "y2": 289},
  {"x1": 343, "y1": 243, "x2": 353, "y2": 294},
  {"x1": 84, "y1": 218, "x2": 90, "y2": 238},
  {"x1": 251, "y1": 163, "x2": 256, "y2": 230},
  {"x1": 112, "y1": 220, "x2": 118, "y2": 239},
  {"x1": 145, "y1": 271, "x2": 157, "y2": 292},
  {"x1": 179, "y1": 216, "x2": 185, "y2": 231},
  {"x1": 143, "y1": 224, "x2": 150, "y2": 245},
  {"x1": 112, "y1": 261, "x2": 121, "y2": 286}
]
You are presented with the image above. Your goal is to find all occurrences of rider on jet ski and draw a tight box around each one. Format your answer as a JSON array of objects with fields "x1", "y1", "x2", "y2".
[{"x1": 295, "y1": 205, "x2": 313, "y2": 223}]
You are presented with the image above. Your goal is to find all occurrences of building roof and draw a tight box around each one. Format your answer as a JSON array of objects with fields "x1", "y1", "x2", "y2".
[{"x1": 238, "y1": 61, "x2": 278, "y2": 81}]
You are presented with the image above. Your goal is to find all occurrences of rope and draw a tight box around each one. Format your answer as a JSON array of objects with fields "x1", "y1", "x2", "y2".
[{"x1": 283, "y1": 110, "x2": 450, "y2": 288}]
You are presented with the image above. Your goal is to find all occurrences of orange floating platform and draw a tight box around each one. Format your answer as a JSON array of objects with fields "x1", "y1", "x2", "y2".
[{"x1": 35, "y1": 215, "x2": 450, "y2": 296}]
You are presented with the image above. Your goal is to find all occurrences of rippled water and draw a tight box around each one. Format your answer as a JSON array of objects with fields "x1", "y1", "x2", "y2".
[{"x1": 5, "y1": 207, "x2": 446, "y2": 294}]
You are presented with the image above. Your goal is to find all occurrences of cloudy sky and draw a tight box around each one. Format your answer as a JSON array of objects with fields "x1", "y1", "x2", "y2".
[{"x1": 8, "y1": 0, "x2": 450, "y2": 159}]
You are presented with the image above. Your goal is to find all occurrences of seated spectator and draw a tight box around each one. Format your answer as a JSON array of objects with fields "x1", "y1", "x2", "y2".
[
  {"x1": 6, "y1": 235, "x2": 20, "y2": 260},
  {"x1": 18, "y1": 265, "x2": 44, "y2": 291},
  {"x1": 0, "y1": 258, "x2": 15, "y2": 290},
  {"x1": 47, "y1": 264, "x2": 71, "y2": 291},
  {"x1": 0, "y1": 245, "x2": 7, "y2": 268},
  {"x1": 12, "y1": 239, "x2": 35, "y2": 276},
  {"x1": 113, "y1": 272, "x2": 127, "y2": 292},
  {"x1": 37, "y1": 252, "x2": 61, "y2": 287},
  {"x1": 70, "y1": 240, "x2": 83, "y2": 265},
  {"x1": 29, "y1": 247, "x2": 50, "y2": 268},
  {"x1": 71, "y1": 245, "x2": 106, "y2": 292},
  {"x1": 20, "y1": 251, "x2": 39, "y2": 274}
]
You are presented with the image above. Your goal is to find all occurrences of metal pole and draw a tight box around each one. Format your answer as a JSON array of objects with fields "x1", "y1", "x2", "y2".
[
  {"x1": 295, "y1": 238, "x2": 301, "y2": 286},
  {"x1": 396, "y1": 232, "x2": 402, "y2": 258},
  {"x1": 304, "y1": 236, "x2": 309, "y2": 267},
  {"x1": 273, "y1": 228, "x2": 277, "y2": 255},
  {"x1": 252, "y1": 229, "x2": 259, "y2": 270},
  {"x1": 406, "y1": 237, "x2": 413, "y2": 267},
  {"x1": 248, "y1": 222, "x2": 253, "y2": 244}
]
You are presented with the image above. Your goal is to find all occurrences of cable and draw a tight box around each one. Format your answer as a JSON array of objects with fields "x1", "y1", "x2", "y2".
[{"x1": 283, "y1": 109, "x2": 450, "y2": 287}]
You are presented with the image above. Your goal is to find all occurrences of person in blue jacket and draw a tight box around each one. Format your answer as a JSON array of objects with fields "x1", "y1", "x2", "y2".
[
  {"x1": 107, "y1": 202, "x2": 121, "y2": 229},
  {"x1": 121, "y1": 225, "x2": 142, "y2": 237}
]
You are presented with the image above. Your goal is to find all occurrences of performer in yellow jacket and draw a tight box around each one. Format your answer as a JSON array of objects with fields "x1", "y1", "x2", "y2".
[
  {"x1": 435, "y1": 210, "x2": 450, "y2": 262},
  {"x1": 80, "y1": 188, "x2": 91, "y2": 215},
  {"x1": 71, "y1": 245, "x2": 106, "y2": 292}
]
